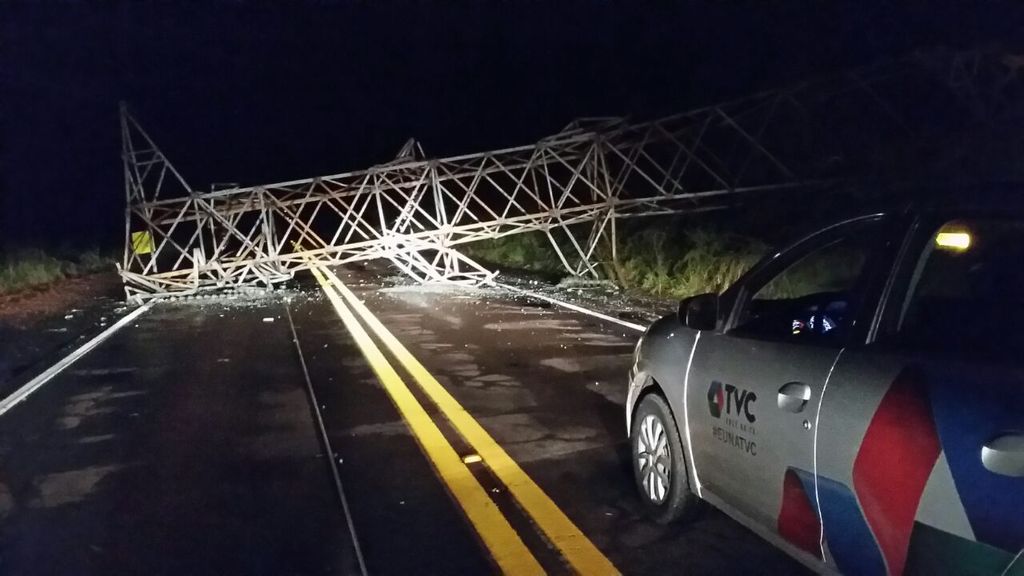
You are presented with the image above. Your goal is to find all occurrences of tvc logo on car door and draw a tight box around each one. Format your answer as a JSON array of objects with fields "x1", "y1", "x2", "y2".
[
  {"x1": 708, "y1": 381, "x2": 759, "y2": 456},
  {"x1": 707, "y1": 381, "x2": 757, "y2": 422},
  {"x1": 686, "y1": 216, "x2": 892, "y2": 540}
]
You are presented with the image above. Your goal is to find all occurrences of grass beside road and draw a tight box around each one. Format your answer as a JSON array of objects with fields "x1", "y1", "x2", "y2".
[
  {"x1": 460, "y1": 233, "x2": 566, "y2": 275},
  {"x1": 463, "y1": 222, "x2": 770, "y2": 300},
  {"x1": 0, "y1": 249, "x2": 113, "y2": 294},
  {"x1": 613, "y1": 225, "x2": 767, "y2": 299}
]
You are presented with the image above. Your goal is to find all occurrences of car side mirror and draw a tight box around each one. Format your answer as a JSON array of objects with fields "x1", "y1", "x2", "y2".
[{"x1": 678, "y1": 293, "x2": 718, "y2": 331}]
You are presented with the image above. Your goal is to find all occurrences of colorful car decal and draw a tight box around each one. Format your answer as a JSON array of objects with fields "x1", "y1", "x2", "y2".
[
  {"x1": 778, "y1": 468, "x2": 822, "y2": 559},
  {"x1": 778, "y1": 365, "x2": 1023, "y2": 575},
  {"x1": 782, "y1": 470, "x2": 1020, "y2": 575},
  {"x1": 925, "y1": 365, "x2": 1024, "y2": 553},
  {"x1": 814, "y1": 473, "x2": 887, "y2": 576},
  {"x1": 905, "y1": 522, "x2": 1021, "y2": 576},
  {"x1": 852, "y1": 368, "x2": 941, "y2": 576}
]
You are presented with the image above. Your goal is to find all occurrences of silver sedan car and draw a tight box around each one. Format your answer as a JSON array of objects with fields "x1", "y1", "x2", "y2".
[{"x1": 626, "y1": 207, "x2": 1024, "y2": 575}]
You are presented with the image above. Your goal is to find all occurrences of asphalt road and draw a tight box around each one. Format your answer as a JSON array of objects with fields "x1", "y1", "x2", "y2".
[{"x1": 0, "y1": 269, "x2": 806, "y2": 575}]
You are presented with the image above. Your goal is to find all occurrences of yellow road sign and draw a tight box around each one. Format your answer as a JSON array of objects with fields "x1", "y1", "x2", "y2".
[{"x1": 131, "y1": 231, "x2": 153, "y2": 255}]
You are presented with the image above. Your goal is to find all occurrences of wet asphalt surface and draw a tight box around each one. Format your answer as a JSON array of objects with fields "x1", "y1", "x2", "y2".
[
  {"x1": 0, "y1": 296, "x2": 126, "y2": 399},
  {"x1": 0, "y1": 270, "x2": 806, "y2": 575}
]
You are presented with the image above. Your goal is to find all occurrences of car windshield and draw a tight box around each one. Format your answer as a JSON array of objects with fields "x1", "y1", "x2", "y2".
[{"x1": 898, "y1": 218, "x2": 1024, "y2": 359}]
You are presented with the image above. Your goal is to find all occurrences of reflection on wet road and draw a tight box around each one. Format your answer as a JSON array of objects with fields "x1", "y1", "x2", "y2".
[{"x1": 0, "y1": 270, "x2": 805, "y2": 575}]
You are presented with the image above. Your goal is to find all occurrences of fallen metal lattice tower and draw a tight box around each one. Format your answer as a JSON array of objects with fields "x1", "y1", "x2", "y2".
[{"x1": 119, "y1": 49, "x2": 1022, "y2": 300}]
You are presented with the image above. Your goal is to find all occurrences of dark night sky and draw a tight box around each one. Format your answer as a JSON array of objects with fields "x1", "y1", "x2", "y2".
[{"x1": 3, "y1": 1, "x2": 1023, "y2": 249}]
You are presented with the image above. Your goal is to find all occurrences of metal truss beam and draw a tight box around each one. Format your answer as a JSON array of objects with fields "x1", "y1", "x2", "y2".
[{"x1": 119, "y1": 49, "x2": 1023, "y2": 300}]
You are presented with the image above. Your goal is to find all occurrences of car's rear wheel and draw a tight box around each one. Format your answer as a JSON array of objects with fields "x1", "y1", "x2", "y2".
[{"x1": 631, "y1": 393, "x2": 699, "y2": 524}]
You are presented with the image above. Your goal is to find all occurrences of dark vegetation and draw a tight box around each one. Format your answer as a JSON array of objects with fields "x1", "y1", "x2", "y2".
[
  {"x1": 463, "y1": 191, "x2": 882, "y2": 300},
  {"x1": 0, "y1": 249, "x2": 114, "y2": 294},
  {"x1": 464, "y1": 224, "x2": 766, "y2": 299}
]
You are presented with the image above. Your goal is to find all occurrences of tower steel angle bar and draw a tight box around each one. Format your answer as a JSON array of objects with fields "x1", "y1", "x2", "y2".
[{"x1": 119, "y1": 50, "x2": 1022, "y2": 301}]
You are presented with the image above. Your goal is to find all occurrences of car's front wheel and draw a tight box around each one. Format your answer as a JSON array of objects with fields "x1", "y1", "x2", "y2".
[{"x1": 631, "y1": 393, "x2": 700, "y2": 524}]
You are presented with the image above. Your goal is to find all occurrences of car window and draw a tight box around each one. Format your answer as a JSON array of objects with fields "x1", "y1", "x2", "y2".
[
  {"x1": 896, "y1": 218, "x2": 1024, "y2": 359},
  {"x1": 731, "y1": 225, "x2": 880, "y2": 344}
]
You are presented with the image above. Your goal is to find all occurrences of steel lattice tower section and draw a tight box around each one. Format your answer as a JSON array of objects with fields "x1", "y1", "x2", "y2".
[{"x1": 119, "y1": 50, "x2": 1023, "y2": 301}]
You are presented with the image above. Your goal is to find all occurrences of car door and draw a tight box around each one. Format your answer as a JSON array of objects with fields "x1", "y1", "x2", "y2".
[
  {"x1": 816, "y1": 214, "x2": 1024, "y2": 576},
  {"x1": 686, "y1": 215, "x2": 897, "y2": 555}
]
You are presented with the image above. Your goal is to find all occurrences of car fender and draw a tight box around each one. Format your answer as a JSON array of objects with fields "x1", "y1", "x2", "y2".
[{"x1": 628, "y1": 313, "x2": 700, "y2": 443}]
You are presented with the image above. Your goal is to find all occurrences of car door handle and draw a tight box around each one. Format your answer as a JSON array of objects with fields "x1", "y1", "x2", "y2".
[
  {"x1": 981, "y1": 433, "x2": 1024, "y2": 477},
  {"x1": 777, "y1": 382, "x2": 812, "y2": 413}
]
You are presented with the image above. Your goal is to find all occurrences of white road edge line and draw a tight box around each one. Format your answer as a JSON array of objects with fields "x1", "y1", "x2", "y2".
[
  {"x1": 493, "y1": 282, "x2": 647, "y2": 332},
  {"x1": 0, "y1": 302, "x2": 154, "y2": 417}
]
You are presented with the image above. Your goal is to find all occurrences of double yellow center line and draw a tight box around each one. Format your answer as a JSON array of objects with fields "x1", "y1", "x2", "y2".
[{"x1": 309, "y1": 264, "x2": 618, "y2": 575}]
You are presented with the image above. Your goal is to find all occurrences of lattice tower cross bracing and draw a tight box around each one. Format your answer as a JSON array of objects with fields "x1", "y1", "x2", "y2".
[{"x1": 119, "y1": 50, "x2": 1022, "y2": 301}]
